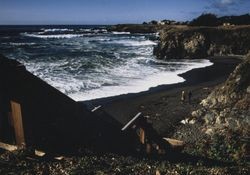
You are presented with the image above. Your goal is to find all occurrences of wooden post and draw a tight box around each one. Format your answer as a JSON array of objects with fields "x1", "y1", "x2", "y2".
[
  {"x1": 139, "y1": 128, "x2": 145, "y2": 144},
  {"x1": 146, "y1": 143, "x2": 151, "y2": 154},
  {"x1": 10, "y1": 101, "x2": 25, "y2": 147}
]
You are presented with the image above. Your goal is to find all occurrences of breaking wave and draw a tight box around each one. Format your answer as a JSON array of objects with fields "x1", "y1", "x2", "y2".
[
  {"x1": 69, "y1": 59, "x2": 213, "y2": 101},
  {"x1": 22, "y1": 33, "x2": 84, "y2": 39},
  {"x1": 107, "y1": 40, "x2": 157, "y2": 46},
  {"x1": 112, "y1": 31, "x2": 131, "y2": 34},
  {"x1": 42, "y1": 28, "x2": 74, "y2": 32},
  {"x1": 0, "y1": 25, "x2": 213, "y2": 101},
  {"x1": 7, "y1": 42, "x2": 37, "y2": 46}
]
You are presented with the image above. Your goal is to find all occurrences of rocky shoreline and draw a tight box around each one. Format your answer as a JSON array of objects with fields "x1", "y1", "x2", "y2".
[
  {"x1": 110, "y1": 24, "x2": 250, "y2": 60},
  {"x1": 154, "y1": 25, "x2": 250, "y2": 59}
]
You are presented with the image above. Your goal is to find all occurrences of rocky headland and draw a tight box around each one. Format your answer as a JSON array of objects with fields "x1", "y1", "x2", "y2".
[
  {"x1": 110, "y1": 24, "x2": 250, "y2": 59},
  {"x1": 154, "y1": 25, "x2": 250, "y2": 59}
]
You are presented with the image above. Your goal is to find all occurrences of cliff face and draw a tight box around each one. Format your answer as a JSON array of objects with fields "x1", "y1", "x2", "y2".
[
  {"x1": 189, "y1": 53, "x2": 250, "y2": 161},
  {"x1": 198, "y1": 53, "x2": 250, "y2": 127},
  {"x1": 154, "y1": 26, "x2": 250, "y2": 59}
]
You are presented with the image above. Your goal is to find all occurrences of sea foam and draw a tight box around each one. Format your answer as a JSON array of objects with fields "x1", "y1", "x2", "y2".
[
  {"x1": 68, "y1": 59, "x2": 213, "y2": 101},
  {"x1": 43, "y1": 28, "x2": 74, "y2": 32},
  {"x1": 22, "y1": 33, "x2": 84, "y2": 39},
  {"x1": 112, "y1": 31, "x2": 131, "y2": 34},
  {"x1": 107, "y1": 40, "x2": 157, "y2": 46}
]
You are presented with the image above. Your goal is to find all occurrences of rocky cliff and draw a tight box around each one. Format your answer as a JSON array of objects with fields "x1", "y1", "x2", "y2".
[
  {"x1": 154, "y1": 26, "x2": 250, "y2": 59},
  {"x1": 188, "y1": 53, "x2": 250, "y2": 161},
  {"x1": 199, "y1": 53, "x2": 250, "y2": 125}
]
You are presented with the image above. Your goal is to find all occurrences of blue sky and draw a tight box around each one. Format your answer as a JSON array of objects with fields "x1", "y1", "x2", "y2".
[{"x1": 0, "y1": 0, "x2": 249, "y2": 25}]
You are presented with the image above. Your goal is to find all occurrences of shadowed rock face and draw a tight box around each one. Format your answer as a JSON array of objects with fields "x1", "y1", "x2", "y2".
[
  {"x1": 182, "y1": 53, "x2": 250, "y2": 162},
  {"x1": 154, "y1": 26, "x2": 250, "y2": 59}
]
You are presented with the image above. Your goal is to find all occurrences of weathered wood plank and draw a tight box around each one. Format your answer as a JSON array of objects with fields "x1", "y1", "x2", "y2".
[
  {"x1": 163, "y1": 138, "x2": 184, "y2": 149},
  {"x1": 10, "y1": 101, "x2": 25, "y2": 147},
  {"x1": 35, "y1": 150, "x2": 46, "y2": 157},
  {"x1": 0, "y1": 142, "x2": 18, "y2": 151},
  {"x1": 91, "y1": 105, "x2": 102, "y2": 112},
  {"x1": 146, "y1": 143, "x2": 151, "y2": 154},
  {"x1": 139, "y1": 128, "x2": 145, "y2": 144}
]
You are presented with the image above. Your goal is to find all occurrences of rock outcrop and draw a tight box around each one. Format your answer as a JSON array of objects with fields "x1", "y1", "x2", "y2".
[
  {"x1": 189, "y1": 53, "x2": 250, "y2": 161},
  {"x1": 154, "y1": 26, "x2": 250, "y2": 59},
  {"x1": 199, "y1": 53, "x2": 250, "y2": 127}
]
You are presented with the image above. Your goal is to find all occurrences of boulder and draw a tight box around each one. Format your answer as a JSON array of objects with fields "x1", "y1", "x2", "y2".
[
  {"x1": 215, "y1": 116, "x2": 225, "y2": 125},
  {"x1": 204, "y1": 113, "x2": 215, "y2": 124},
  {"x1": 191, "y1": 109, "x2": 204, "y2": 118},
  {"x1": 205, "y1": 128, "x2": 214, "y2": 135},
  {"x1": 247, "y1": 86, "x2": 250, "y2": 93},
  {"x1": 225, "y1": 118, "x2": 238, "y2": 130}
]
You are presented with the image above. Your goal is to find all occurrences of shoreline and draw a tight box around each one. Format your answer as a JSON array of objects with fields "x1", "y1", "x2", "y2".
[
  {"x1": 73, "y1": 59, "x2": 212, "y2": 102},
  {"x1": 81, "y1": 56, "x2": 241, "y2": 135},
  {"x1": 82, "y1": 56, "x2": 241, "y2": 105}
]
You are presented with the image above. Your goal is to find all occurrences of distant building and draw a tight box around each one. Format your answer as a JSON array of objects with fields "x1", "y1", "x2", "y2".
[
  {"x1": 223, "y1": 22, "x2": 235, "y2": 27},
  {"x1": 146, "y1": 19, "x2": 185, "y2": 25},
  {"x1": 158, "y1": 21, "x2": 165, "y2": 25}
]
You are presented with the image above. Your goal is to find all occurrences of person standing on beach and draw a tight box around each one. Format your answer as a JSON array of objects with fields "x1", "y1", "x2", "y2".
[
  {"x1": 181, "y1": 90, "x2": 185, "y2": 103},
  {"x1": 188, "y1": 90, "x2": 192, "y2": 104}
]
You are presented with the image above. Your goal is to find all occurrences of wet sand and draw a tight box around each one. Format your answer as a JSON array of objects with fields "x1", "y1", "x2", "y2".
[{"x1": 81, "y1": 56, "x2": 241, "y2": 136}]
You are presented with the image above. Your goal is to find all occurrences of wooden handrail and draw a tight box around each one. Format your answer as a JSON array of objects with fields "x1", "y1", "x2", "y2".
[{"x1": 121, "y1": 112, "x2": 142, "y2": 131}]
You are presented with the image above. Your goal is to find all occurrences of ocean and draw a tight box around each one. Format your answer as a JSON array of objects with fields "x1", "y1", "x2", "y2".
[{"x1": 0, "y1": 25, "x2": 212, "y2": 101}]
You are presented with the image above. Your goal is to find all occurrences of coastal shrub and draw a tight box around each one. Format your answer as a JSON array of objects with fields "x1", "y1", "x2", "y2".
[
  {"x1": 150, "y1": 20, "x2": 158, "y2": 25},
  {"x1": 189, "y1": 13, "x2": 218, "y2": 26},
  {"x1": 189, "y1": 13, "x2": 250, "y2": 26},
  {"x1": 219, "y1": 14, "x2": 250, "y2": 25},
  {"x1": 190, "y1": 129, "x2": 249, "y2": 163}
]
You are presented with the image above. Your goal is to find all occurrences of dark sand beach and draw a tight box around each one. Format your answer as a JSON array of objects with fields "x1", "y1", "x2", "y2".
[{"x1": 83, "y1": 56, "x2": 241, "y2": 136}]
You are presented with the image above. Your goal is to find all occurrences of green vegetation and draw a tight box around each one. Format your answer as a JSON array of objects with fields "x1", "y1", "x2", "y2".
[
  {"x1": 189, "y1": 13, "x2": 218, "y2": 26},
  {"x1": 189, "y1": 13, "x2": 250, "y2": 26}
]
